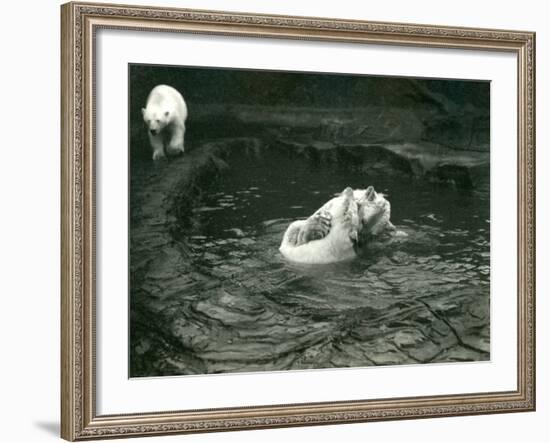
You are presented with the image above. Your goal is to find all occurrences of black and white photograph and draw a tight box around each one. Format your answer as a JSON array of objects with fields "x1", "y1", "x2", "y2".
[
  {"x1": 129, "y1": 64, "x2": 491, "y2": 377},
  {"x1": 1, "y1": 0, "x2": 544, "y2": 441}
]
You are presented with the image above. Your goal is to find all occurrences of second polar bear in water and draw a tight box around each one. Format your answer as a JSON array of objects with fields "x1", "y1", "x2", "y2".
[
  {"x1": 279, "y1": 186, "x2": 397, "y2": 264},
  {"x1": 142, "y1": 85, "x2": 188, "y2": 161}
]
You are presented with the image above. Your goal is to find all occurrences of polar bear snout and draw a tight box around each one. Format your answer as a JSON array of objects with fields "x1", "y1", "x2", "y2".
[{"x1": 149, "y1": 128, "x2": 158, "y2": 136}]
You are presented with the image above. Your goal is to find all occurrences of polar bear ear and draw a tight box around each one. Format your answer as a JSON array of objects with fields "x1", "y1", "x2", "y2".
[
  {"x1": 141, "y1": 108, "x2": 146, "y2": 117},
  {"x1": 341, "y1": 187, "x2": 353, "y2": 197},
  {"x1": 365, "y1": 186, "x2": 376, "y2": 202}
]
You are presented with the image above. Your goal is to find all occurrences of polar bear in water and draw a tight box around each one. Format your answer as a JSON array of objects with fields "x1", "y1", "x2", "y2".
[{"x1": 279, "y1": 186, "x2": 395, "y2": 264}]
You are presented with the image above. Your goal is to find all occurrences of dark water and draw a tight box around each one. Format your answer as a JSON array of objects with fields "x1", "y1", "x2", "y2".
[{"x1": 130, "y1": 146, "x2": 490, "y2": 376}]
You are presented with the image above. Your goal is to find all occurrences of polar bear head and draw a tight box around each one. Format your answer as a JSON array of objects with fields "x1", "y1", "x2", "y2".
[
  {"x1": 141, "y1": 106, "x2": 171, "y2": 136},
  {"x1": 354, "y1": 186, "x2": 392, "y2": 235}
]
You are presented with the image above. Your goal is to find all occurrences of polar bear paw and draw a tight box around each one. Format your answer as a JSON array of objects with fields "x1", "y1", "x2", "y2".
[
  {"x1": 167, "y1": 141, "x2": 185, "y2": 156},
  {"x1": 152, "y1": 149, "x2": 166, "y2": 161},
  {"x1": 289, "y1": 211, "x2": 332, "y2": 247}
]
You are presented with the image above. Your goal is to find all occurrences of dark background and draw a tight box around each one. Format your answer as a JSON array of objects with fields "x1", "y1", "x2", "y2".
[
  {"x1": 129, "y1": 64, "x2": 490, "y2": 160},
  {"x1": 130, "y1": 64, "x2": 489, "y2": 108}
]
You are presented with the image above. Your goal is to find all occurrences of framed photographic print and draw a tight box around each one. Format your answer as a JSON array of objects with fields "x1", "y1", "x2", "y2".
[{"x1": 61, "y1": 1, "x2": 536, "y2": 440}]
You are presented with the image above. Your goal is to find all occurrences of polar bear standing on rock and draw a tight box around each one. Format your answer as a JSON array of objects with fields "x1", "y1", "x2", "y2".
[{"x1": 142, "y1": 85, "x2": 188, "y2": 161}]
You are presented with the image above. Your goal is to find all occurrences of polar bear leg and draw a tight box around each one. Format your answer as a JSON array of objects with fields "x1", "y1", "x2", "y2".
[
  {"x1": 148, "y1": 133, "x2": 165, "y2": 161},
  {"x1": 282, "y1": 220, "x2": 305, "y2": 247},
  {"x1": 341, "y1": 187, "x2": 360, "y2": 243},
  {"x1": 296, "y1": 211, "x2": 332, "y2": 246},
  {"x1": 167, "y1": 123, "x2": 185, "y2": 156}
]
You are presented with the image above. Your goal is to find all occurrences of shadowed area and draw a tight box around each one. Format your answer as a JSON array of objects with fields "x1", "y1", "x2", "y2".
[{"x1": 33, "y1": 421, "x2": 59, "y2": 436}]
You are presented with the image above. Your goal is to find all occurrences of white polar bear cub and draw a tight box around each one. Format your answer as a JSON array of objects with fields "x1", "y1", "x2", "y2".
[{"x1": 142, "y1": 85, "x2": 188, "y2": 161}]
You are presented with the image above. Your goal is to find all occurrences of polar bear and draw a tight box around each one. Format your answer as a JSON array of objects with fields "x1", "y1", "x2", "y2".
[
  {"x1": 142, "y1": 85, "x2": 188, "y2": 161},
  {"x1": 280, "y1": 187, "x2": 360, "y2": 264},
  {"x1": 279, "y1": 186, "x2": 395, "y2": 264}
]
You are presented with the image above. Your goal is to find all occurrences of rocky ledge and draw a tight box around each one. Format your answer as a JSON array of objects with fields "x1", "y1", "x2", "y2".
[{"x1": 275, "y1": 138, "x2": 489, "y2": 189}]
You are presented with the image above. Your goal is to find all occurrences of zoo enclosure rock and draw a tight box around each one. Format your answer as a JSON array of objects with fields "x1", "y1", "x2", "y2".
[
  {"x1": 189, "y1": 104, "x2": 489, "y2": 153},
  {"x1": 274, "y1": 138, "x2": 489, "y2": 189}
]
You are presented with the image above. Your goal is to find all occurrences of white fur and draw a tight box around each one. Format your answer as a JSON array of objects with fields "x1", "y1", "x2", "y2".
[
  {"x1": 142, "y1": 85, "x2": 188, "y2": 160},
  {"x1": 279, "y1": 187, "x2": 393, "y2": 264},
  {"x1": 279, "y1": 188, "x2": 360, "y2": 264}
]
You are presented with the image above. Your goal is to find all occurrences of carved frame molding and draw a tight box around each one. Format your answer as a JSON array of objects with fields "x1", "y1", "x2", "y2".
[{"x1": 61, "y1": 2, "x2": 535, "y2": 440}]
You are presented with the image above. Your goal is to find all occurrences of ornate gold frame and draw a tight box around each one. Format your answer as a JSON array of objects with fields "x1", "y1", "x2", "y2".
[{"x1": 61, "y1": 1, "x2": 536, "y2": 440}]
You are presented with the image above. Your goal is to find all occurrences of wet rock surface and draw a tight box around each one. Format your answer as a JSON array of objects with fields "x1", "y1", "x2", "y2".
[
  {"x1": 130, "y1": 136, "x2": 490, "y2": 377},
  {"x1": 274, "y1": 139, "x2": 489, "y2": 188}
]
